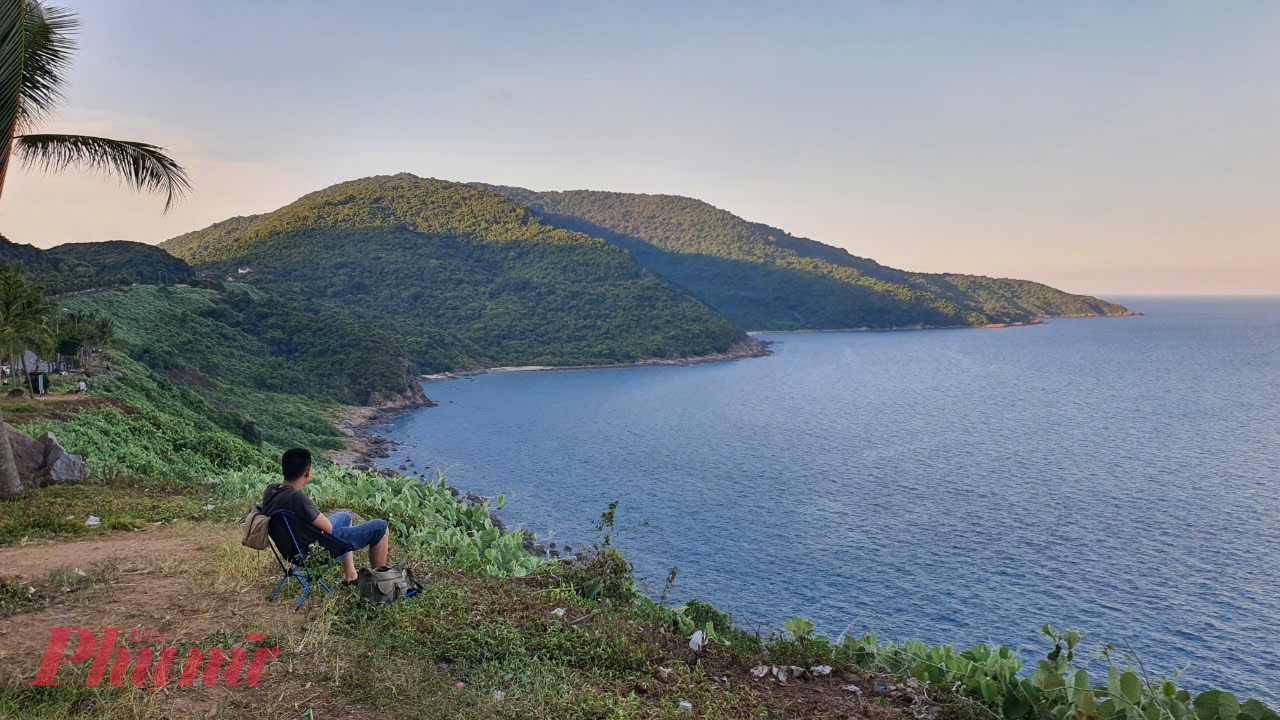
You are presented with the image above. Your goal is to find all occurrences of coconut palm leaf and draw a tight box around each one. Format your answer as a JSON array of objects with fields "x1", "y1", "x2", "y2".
[
  {"x1": 19, "y1": 0, "x2": 77, "y2": 130},
  {"x1": 14, "y1": 133, "x2": 192, "y2": 211},
  {"x1": 0, "y1": 0, "x2": 26, "y2": 193}
]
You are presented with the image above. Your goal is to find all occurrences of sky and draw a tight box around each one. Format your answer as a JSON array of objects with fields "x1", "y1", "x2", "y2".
[{"x1": 1, "y1": 1, "x2": 1276, "y2": 296}]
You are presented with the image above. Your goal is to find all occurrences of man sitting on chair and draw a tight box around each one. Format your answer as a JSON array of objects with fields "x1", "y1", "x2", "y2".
[{"x1": 261, "y1": 448, "x2": 390, "y2": 583}]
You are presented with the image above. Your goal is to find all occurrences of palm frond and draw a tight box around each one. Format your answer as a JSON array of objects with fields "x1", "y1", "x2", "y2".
[
  {"x1": 0, "y1": 0, "x2": 27, "y2": 195},
  {"x1": 19, "y1": 0, "x2": 78, "y2": 130},
  {"x1": 15, "y1": 133, "x2": 192, "y2": 212}
]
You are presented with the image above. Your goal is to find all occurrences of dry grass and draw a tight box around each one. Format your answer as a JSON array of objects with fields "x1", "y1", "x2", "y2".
[{"x1": 0, "y1": 561, "x2": 122, "y2": 617}]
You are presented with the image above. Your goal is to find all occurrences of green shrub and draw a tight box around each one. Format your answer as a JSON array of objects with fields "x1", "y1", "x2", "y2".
[
  {"x1": 216, "y1": 468, "x2": 538, "y2": 577},
  {"x1": 795, "y1": 622, "x2": 1278, "y2": 720}
]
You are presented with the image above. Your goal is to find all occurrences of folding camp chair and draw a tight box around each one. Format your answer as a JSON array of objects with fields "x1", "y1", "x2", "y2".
[{"x1": 263, "y1": 507, "x2": 356, "y2": 609}]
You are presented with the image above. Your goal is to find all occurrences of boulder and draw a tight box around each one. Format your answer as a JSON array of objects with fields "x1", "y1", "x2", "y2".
[
  {"x1": 520, "y1": 530, "x2": 549, "y2": 558},
  {"x1": 39, "y1": 433, "x2": 85, "y2": 484},
  {"x1": 2, "y1": 425, "x2": 87, "y2": 488},
  {"x1": 5, "y1": 425, "x2": 45, "y2": 490}
]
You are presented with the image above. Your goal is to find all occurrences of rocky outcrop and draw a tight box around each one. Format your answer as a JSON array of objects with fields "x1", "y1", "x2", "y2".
[
  {"x1": 329, "y1": 384, "x2": 437, "y2": 468},
  {"x1": 3, "y1": 425, "x2": 87, "y2": 489},
  {"x1": 366, "y1": 372, "x2": 435, "y2": 411}
]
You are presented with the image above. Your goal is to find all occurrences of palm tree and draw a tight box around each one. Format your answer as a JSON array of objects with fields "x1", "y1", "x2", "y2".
[
  {"x1": 1, "y1": 0, "x2": 190, "y2": 498},
  {"x1": 0, "y1": 264, "x2": 50, "y2": 381},
  {"x1": 0, "y1": 264, "x2": 51, "y2": 497},
  {"x1": 57, "y1": 306, "x2": 92, "y2": 367},
  {"x1": 66, "y1": 309, "x2": 111, "y2": 369}
]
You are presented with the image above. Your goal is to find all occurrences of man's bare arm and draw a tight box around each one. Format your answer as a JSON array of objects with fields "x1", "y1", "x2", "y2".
[{"x1": 312, "y1": 512, "x2": 333, "y2": 532}]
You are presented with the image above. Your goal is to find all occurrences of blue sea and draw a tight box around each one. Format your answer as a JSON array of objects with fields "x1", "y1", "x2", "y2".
[{"x1": 374, "y1": 298, "x2": 1280, "y2": 702}]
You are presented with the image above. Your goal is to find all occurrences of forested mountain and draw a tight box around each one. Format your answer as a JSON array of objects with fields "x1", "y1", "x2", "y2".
[
  {"x1": 45, "y1": 241, "x2": 194, "y2": 286},
  {"x1": 0, "y1": 234, "x2": 48, "y2": 269},
  {"x1": 478, "y1": 185, "x2": 1131, "y2": 330},
  {"x1": 160, "y1": 174, "x2": 748, "y2": 369},
  {"x1": 3, "y1": 173, "x2": 1133, "y2": 414},
  {"x1": 162, "y1": 214, "x2": 267, "y2": 261},
  {"x1": 0, "y1": 235, "x2": 193, "y2": 291}
]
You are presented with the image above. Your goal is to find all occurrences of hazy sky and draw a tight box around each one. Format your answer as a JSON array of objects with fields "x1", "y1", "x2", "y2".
[{"x1": 1, "y1": 1, "x2": 1276, "y2": 295}]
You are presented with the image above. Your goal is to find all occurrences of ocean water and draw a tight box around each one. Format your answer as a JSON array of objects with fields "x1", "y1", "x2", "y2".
[{"x1": 374, "y1": 298, "x2": 1280, "y2": 702}]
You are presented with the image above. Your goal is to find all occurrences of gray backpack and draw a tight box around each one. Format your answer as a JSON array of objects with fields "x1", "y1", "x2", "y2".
[{"x1": 355, "y1": 564, "x2": 423, "y2": 603}]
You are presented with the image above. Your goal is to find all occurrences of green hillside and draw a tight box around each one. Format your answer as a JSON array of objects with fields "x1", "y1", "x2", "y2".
[
  {"x1": 0, "y1": 234, "x2": 48, "y2": 269},
  {"x1": 0, "y1": 235, "x2": 193, "y2": 291},
  {"x1": 160, "y1": 174, "x2": 749, "y2": 368},
  {"x1": 0, "y1": 233, "x2": 421, "y2": 407},
  {"x1": 161, "y1": 214, "x2": 266, "y2": 261},
  {"x1": 0, "y1": 245, "x2": 425, "y2": 447},
  {"x1": 66, "y1": 283, "x2": 423, "y2": 408},
  {"x1": 478, "y1": 185, "x2": 1131, "y2": 330}
]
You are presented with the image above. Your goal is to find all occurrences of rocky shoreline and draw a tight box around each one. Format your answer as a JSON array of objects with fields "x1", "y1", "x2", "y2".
[
  {"x1": 420, "y1": 338, "x2": 770, "y2": 380},
  {"x1": 747, "y1": 311, "x2": 1141, "y2": 336},
  {"x1": 1038, "y1": 311, "x2": 1144, "y2": 319},
  {"x1": 749, "y1": 322, "x2": 1038, "y2": 334},
  {"x1": 329, "y1": 387, "x2": 436, "y2": 470}
]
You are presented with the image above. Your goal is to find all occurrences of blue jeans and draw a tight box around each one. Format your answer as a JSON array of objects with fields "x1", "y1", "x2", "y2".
[{"x1": 327, "y1": 512, "x2": 387, "y2": 551}]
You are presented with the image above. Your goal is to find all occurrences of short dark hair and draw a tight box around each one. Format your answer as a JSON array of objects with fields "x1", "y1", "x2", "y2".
[{"x1": 281, "y1": 448, "x2": 312, "y2": 482}]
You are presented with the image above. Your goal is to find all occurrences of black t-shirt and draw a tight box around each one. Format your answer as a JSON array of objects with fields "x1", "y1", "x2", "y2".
[
  {"x1": 261, "y1": 484, "x2": 326, "y2": 559},
  {"x1": 262, "y1": 483, "x2": 320, "y2": 522}
]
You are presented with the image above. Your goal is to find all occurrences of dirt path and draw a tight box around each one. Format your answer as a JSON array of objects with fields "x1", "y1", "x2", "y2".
[
  {"x1": 0, "y1": 525, "x2": 247, "y2": 676},
  {"x1": 0, "y1": 527, "x2": 377, "y2": 719},
  {"x1": 0, "y1": 527, "x2": 180, "y2": 580},
  {"x1": 0, "y1": 575, "x2": 186, "y2": 670},
  {"x1": 1, "y1": 393, "x2": 118, "y2": 423}
]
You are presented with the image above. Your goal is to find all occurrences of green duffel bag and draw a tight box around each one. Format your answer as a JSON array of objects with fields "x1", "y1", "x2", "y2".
[{"x1": 355, "y1": 564, "x2": 424, "y2": 604}]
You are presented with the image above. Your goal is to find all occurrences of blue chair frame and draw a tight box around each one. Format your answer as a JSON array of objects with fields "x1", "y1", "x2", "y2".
[{"x1": 263, "y1": 506, "x2": 356, "y2": 609}]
